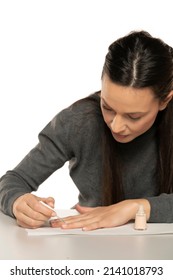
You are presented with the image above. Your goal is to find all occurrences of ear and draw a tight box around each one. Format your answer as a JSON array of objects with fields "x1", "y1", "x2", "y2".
[{"x1": 159, "y1": 90, "x2": 173, "y2": 111}]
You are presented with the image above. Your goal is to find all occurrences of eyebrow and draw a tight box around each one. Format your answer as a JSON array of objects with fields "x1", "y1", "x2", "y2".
[{"x1": 101, "y1": 97, "x2": 148, "y2": 115}]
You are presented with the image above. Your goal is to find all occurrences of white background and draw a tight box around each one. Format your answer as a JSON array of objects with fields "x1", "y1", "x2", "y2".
[{"x1": 0, "y1": 0, "x2": 173, "y2": 209}]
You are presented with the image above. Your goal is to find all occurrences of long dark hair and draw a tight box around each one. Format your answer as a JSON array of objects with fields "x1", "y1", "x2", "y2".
[{"x1": 101, "y1": 31, "x2": 173, "y2": 205}]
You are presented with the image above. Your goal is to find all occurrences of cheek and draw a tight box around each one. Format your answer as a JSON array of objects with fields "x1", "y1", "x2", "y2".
[
  {"x1": 101, "y1": 110, "x2": 113, "y2": 124},
  {"x1": 131, "y1": 114, "x2": 158, "y2": 134}
]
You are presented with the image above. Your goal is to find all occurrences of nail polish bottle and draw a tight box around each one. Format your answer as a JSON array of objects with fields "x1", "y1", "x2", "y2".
[{"x1": 134, "y1": 204, "x2": 147, "y2": 230}]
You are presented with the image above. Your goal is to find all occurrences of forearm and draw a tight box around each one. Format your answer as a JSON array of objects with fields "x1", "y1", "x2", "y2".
[
  {"x1": 147, "y1": 193, "x2": 173, "y2": 223},
  {"x1": 0, "y1": 172, "x2": 32, "y2": 217},
  {"x1": 132, "y1": 193, "x2": 173, "y2": 223}
]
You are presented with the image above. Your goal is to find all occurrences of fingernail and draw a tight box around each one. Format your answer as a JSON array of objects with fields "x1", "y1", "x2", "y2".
[
  {"x1": 61, "y1": 224, "x2": 67, "y2": 228},
  {"x1": 82, "y1": 227, "x2": 88, "y2": 231},
  {"x1": 51, "y1": 212, "x2": 57, "y2": 217}
]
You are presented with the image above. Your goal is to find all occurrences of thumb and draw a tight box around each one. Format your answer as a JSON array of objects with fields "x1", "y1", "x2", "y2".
[{"x1": 75, "y1": 204, "x2": 96, "y2": 214}]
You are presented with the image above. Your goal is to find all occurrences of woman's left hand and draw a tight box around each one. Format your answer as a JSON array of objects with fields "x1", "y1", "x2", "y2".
[{"x1": 50, "y1": 199, "x2": 150, "y2": 230}]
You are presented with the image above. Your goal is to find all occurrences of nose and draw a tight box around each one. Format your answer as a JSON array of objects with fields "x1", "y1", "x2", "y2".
[{"x1": 110, "y1": 115, "x2": 126, "y2": 134}]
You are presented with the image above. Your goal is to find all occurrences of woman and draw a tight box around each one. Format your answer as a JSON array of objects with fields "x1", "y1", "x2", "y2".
[{"x1": 0, "y1": 30, "x2": 173, "y2": 230}]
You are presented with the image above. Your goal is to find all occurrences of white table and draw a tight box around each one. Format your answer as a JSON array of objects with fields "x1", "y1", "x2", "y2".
[{"x1": 0, "y1": 211, "x2": 173, "y2": 260}]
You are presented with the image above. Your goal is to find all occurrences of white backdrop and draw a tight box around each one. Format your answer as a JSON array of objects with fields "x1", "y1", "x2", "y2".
[{"x1": 0, "y1": 0, "x2": 173, "y2": 208}]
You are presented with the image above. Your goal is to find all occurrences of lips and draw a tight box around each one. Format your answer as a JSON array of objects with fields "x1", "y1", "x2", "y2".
[
  {"x1": 112, "y1": 132, "x2": 127, "y2": 137},
  {"x1": 112, "y1": 132, "x2": 129, "y2": 141},
  {"x1": 115, "y1": 134, "x2": 127, "y2": 138}
]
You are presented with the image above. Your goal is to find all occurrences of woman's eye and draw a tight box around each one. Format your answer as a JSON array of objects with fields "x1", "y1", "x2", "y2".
[
  {"x1": 128, "y1": 115, "x2": 141, "y2": 121},
  {"x1": 102, "y1": 105, "x2": 113, "y2": 111}
]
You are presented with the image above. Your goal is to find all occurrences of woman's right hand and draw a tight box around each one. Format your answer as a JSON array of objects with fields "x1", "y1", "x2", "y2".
[{"x1": 12, "y1": 193, "x2": 56, "y2": 228}]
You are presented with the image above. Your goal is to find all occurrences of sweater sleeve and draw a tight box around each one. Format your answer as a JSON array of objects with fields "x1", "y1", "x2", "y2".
[
  {"x1": 0, "y1": 109, "x2": 72, "y2": 217},
  {"x1": 147, "y1": 193, "x2": 173, "y2": 223}
]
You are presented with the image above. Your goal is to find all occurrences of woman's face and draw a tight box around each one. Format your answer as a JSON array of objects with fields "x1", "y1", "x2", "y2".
[{"x1": 101, "y1": 75, "x2": 165, "y2": 143}]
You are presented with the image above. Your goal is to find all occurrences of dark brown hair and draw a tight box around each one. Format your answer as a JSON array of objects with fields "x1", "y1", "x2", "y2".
[{"x1": 101, "y1": 31, "x2": 173, "y2": 205}]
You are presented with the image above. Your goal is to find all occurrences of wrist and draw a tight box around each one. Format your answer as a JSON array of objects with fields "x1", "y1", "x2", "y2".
[{"x1": 131, "y1": 199, "x2": 151, "y2": 221}]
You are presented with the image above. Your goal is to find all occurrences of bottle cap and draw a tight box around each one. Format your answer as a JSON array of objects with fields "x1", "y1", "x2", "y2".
[{"x1": 137, "y1": 204, "x2": 145, "y2": 215}]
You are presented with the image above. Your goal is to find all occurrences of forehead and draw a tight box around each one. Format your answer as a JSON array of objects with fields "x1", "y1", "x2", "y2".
[{"x1": 101, "y1": 76, "x2": 157, "y2": 112}]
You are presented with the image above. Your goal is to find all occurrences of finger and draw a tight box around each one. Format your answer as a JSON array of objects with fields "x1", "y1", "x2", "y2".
[
  {"x1": 22, "y1": 194, "x2": 55, "y2": 214},
  {"x1": 50, "y1": 214, "x2": 80, "y2": 227},
  {"x1": 36, "y1": 201, "x2": 56, "y2": 218},
  {"x1": 51, "y1": 215, "x2": 86, "y2": 228},
  {"x1": 82, "y1": 221, "x2": 102, "y2": 231},
  {"x1": 60, "y1": 215, "x2": 100, "y2": 230},
  {"x1": 61, "y1": 221, "x2": 86, "y2": 229},
  {"x1": 57, "y1": 208, "x2": 102, "y2": 224},
  {"x1": 41, "y1": 197, "x2": 55, "y2": 208},
  {"x1": 16, "y1": 213, "x2": 46, "y2": 228},
  {"x1": 50, "y1": 219, "x2": 65, "y2": 228},
  {"x1": 17, "y1": 200, "x2": 53, "y2": 223}
]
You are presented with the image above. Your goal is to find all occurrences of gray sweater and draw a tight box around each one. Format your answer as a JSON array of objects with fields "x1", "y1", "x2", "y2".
[{"x1": 0, "y1": 92, "x2": 173, "y2": 222}]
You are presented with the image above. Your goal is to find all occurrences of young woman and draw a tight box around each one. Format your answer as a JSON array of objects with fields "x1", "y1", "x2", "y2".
[{"x1": 0, "y1": 30, "x2": 173, "y2": 230}]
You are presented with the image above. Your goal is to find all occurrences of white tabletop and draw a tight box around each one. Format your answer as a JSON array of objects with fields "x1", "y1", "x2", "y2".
[{"x1": 0, "y1": 211, "x2": 173, "y2": 260}]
